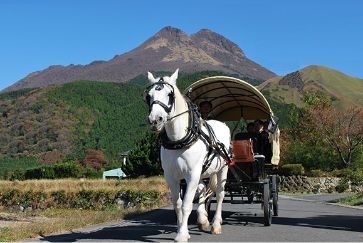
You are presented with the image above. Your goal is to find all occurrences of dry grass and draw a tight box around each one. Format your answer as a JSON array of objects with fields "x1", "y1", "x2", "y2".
[
  {"x1": 0, "y1": 176, "x2": 169, "y2": 194},
  {"x1": 0, "y1": 205, "x2": 167, "y2": 241},
  {"x1": 0, "y1": 176, "x2": 170, "y2": 241}
]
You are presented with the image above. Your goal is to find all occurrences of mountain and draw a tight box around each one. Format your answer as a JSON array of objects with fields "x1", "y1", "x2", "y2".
[
  {"x1": 259, "y1": 65, "x2": 363, "y2": 108},
  {"x1": 3, "y1": 26, "x2": 276, "y2": 92}
]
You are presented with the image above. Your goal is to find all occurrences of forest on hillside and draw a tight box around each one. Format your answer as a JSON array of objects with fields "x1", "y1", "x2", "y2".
[{"x1": 0, "y1": 71, "x2": 361, "y2": 180}]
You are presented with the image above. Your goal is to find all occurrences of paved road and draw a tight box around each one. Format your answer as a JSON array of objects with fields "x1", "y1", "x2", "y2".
[{"x1": 38, "y1": 194, "x2": 363, "y2": 242}]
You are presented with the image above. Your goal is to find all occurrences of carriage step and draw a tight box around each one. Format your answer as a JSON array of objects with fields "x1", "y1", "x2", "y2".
[
  {"x1": 229, "y1": 200, "x2": 247, "y2": 204},
  {"x1": 223, "y1": 199, "x2": 262, "y2": 204}
]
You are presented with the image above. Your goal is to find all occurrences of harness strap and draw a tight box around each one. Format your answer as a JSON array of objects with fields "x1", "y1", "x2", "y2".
[
  {"x1": 199, "y1": 120, "x2": 247, "y2": 181},
  {"x1": 201, "y1": 146, "x2": 217, "y2": 174},
  {"x1": 160, "y1": 99, "x2": 200, "y2": 150}
]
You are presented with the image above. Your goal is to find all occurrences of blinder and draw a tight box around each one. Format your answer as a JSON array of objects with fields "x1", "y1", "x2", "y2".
[{"x1": 143, "y1": 78, "x2": 175, "y2": 113}]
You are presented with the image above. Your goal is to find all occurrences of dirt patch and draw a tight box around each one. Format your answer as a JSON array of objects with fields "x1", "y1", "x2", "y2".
[{"x1": 0, "y1": 212, "x2": 48, "y2": 228}]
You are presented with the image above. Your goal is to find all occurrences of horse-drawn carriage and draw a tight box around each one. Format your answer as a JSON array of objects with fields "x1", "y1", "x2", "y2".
[
  {"x1": 144, "y1": 70, "x2": 280, "y2": 241},
  {"x1": 184, "y1": 75, "x2": 280, "y2": 226}
]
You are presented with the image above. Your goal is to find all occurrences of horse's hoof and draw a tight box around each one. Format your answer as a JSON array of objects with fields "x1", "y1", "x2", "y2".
[
  {"x1": 211, "y1": 225, "x2": 222, "y2": 235},
  {"x1": 174, "y1": 232, "x2": 190, "y2": 242},
  {"x1": 198, "y1": 221, "x2": 210, "y2": 231}
]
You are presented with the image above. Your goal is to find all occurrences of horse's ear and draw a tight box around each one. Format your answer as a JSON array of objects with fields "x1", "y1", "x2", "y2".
[
  {"x1": 147, "y1": 71, "x2": 158, "y2": 84},
  {"x1": 169, "y1": 68, "x2": 179, "y2": 85}
]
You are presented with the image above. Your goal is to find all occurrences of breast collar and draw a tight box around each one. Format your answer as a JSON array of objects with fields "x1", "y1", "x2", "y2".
[{"x1": 160, "y1": 99, "x2": 201, "y2": 150}]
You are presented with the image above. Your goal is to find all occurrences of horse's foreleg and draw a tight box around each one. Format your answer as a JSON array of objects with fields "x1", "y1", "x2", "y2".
[
  {"x1": 165, "y1": 178, "x2": 183, "y2": 228},
  {"x1": 196, "y1": 182, "x2": 209, "y2": 231},
  {"x1": 175, "y1": 175, "x2": 199, "y2": 242},
  {"x1": 211, "y1": 165, "x2": 228, "y2": 235}
]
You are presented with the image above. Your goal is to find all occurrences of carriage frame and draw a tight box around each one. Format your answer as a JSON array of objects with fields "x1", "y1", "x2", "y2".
[{"x1": 183, "y1": 76, "x2": 280, "y2": 226}]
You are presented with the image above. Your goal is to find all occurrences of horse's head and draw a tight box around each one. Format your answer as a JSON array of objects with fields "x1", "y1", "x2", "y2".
[{"x1": 144, "y1": 69, "x2": 179, "y2": 132}]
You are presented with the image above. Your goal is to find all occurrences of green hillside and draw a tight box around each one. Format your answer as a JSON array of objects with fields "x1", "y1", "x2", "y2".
[
  {"x1": 2, "y1": 71, "x2": 251, "y2": 175},
  {"x1": 259, "y1": 65, "x2": 363, "y2": 108}
]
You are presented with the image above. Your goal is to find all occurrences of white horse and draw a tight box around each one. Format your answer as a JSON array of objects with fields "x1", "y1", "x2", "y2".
[{"x1": 145, "y1": 69, "x2": 231, "y2": 242}]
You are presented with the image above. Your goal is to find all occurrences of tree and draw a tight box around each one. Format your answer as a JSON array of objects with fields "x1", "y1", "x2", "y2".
[
  {"x1": 125, "y1": 132, "x2": 162, "y2": 177},
  {"x1": 307, "y1": 105, "x2": 363, "y2": 168}
]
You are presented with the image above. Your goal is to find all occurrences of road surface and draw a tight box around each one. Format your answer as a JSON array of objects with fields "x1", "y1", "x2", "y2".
[{"x1": 37, "y1": 194, "x2": 363, "y2": 242}]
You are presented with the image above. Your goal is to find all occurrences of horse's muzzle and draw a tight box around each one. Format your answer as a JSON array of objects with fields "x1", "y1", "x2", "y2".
[{"x1": 148, "y1": 117, "x2": 163, "y2": 132}]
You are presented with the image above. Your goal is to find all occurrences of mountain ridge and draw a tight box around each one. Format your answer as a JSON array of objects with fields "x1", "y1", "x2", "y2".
[
  {"x1": 259, "y1": 65, "x2": 363, "y2": 108},
  {"x1": 3, "y1": 26, "x2": 276, "y2": 92}
]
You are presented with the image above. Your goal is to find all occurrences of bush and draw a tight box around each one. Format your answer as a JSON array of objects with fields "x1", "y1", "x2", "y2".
[
  {"x1": 336, "y1": 179, "x2": 349, "y2": 193},
  {"x1": 345, "y1": 170, "x2": 363, "y2": 187},
  {"x1": 330, "y1": 169, "x2": 351, "y2": 178},
  {"x1": 0, "y1": 189, "x2": 161, "y2": 210},
  {"x1": 24, "y1": 166, "x2": 56, "y2": 179},
  {"x1": 308, "y1": 169, "x2": 327, "y2": 177},
  {"x1": 283, "y1": 140, "x2": 338, "y2": 171},
  {"x1": 280, "y1": 164, "x2": 305, "y2": 176},
  {"x1": 9, "y1": 162, "x2": 102, "y2": 180}
]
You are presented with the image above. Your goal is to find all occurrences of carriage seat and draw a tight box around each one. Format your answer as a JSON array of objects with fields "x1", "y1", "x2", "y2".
[
  {"x1": 232, "y1": 139, "x2": 265, "y2": 163},
  {"x1": 230, "y1": 140, "x2": 265, "y2": 180}
]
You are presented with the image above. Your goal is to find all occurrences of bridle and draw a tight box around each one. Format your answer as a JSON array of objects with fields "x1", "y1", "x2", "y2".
[{"x1": 143, "y1": 77, "x2": 175, "y2": 114}]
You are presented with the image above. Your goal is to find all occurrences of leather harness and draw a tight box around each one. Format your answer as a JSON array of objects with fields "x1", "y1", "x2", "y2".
[{"x1": 144, "y1": 80, "x2": 234, "y2": 175}]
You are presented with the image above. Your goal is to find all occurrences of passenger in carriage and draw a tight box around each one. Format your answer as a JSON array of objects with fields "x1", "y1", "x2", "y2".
[
  {"x1": 254, "y1": 120, "x2": 272, "y2": 163},
  {"x1": 263, "y1": 121, "x2": 273, "y2": 163},
  {"x1": 199, "y1": 100, "x2": 214, "y2": 120},
  {"x1": 234, "y1": 122, "x2": 258, "y2": 151},
  {"x1": 234, "y1": 122, "x2": 256, "y2": 139}
]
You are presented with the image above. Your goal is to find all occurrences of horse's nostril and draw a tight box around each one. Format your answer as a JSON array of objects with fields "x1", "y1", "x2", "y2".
[{"x1": 158, "y1": 117, "x2": 163, "y2": 122}]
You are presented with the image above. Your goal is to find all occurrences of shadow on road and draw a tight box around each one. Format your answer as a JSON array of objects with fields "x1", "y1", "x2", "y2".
[
  {"x1": 39, "y1": 207, "x2": 363, "y2": 242},
  {"x1": 40, "y1": 208, "x2": 199, "y2": 242},
  {"x1": 222, "y1": 210, "x2": 363, "y2": 232}
]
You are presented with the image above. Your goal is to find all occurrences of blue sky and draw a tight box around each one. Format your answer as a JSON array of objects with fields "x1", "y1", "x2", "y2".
[{"x1": 1, "y1": 0, "x2": 362, "y2": 91}]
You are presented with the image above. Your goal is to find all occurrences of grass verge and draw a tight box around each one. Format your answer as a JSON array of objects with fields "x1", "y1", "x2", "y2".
[{"x1": 331, "y1": 193, "x2": 363, "y2": 207}]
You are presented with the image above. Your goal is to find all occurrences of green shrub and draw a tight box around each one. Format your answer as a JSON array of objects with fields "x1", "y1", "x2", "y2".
[
  {"x1": 9, "y1": 161, "x2": 102, "y2": 180},
  {"x1": 280, "y1": 164, "x2": 305, "y2": 176},
  {"x1": 52, "y1": 162, "x2": 82, "y2": 178},
  {"x1": 345, "y1": 170, "x2": 363, "y2": 187},
  {"x1": 308, "y1": 169, "x2": 327, "y2": 177},
  {"x1": 50, "y1": 190, "x2": 68, "y2": 205},
  {"x1": 10, "y1": 169, "x2": 25, "y2": 180},
  {"x1": 0, "y1": 189, "x2": 21, "y2": 207},
  {"x1": 336, "y1": 179, "x2": 349, "y2": 193},
  {"x1": 24, "y1": 166, "x2": 55, "y2": 179},
  {"x1": 0, "y1": 189, "x2": 161, "y2": 210},
  {"x1": 330, "y1": 169, "x2": 351, "y2": 178}
]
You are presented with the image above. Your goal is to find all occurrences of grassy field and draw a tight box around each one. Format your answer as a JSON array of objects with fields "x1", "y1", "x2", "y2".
[{"x1": 0, "y1": 177, "x2": 169, "y2": 241}]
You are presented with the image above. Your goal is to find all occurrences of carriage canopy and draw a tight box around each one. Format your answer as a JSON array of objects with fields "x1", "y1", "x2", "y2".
[
  {"x1": 184, "y1": 76, "x2": 280, "y2": 165},
  {"x1": 184, "y1": 76, "x2": 273, "y2": 121}
]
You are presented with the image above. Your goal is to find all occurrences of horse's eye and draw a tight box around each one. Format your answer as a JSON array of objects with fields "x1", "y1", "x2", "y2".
[
  {"x1": 146, "y1": 95, "x2": 151, "y2": 105},
  {"x1": 143, "y1": 92, "x2": 151, "y2": 105},
  {"x1": 168, "y1": 92, "x2": 175, "y2": 105}
]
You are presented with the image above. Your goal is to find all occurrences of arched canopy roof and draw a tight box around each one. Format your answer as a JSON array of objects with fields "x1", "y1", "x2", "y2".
[{"x1": 184, "y1": 76, "x2": 273, "y2": 121}]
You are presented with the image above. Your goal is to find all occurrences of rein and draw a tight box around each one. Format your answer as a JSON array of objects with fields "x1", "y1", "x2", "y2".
[{"x1": 167, "y1": 109, "x2": 189, "y2": 121}]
